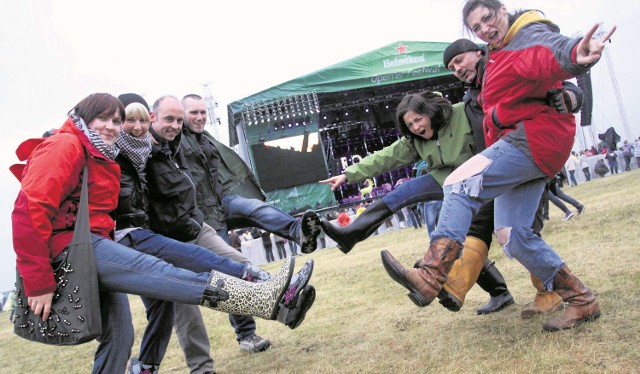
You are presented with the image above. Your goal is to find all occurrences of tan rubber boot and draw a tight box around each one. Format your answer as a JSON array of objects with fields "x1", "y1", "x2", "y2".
[
  {"x1": 381, "y1": 238, "x2": 461, "y2": 307},
  {"x1": 521, "y1": 273, "x2": 563, "y2": 319},
  {"x1": 543, "y1": 266, "x2": 601, "y2": 331},
  {"x1": 438, "y1": 236, "x2": 488, "y2": 311}
]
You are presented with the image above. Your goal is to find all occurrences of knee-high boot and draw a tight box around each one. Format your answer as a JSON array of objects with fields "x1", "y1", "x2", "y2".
[
  {"x1": 381, "y1": 238, "x2": 461, "y2": 307},
  {"x1": 543, "y1": 266, "x2": 600, "y2": 331},
  {"x1": 474, "y1": 259, "x2": 515, "y2": 315},
  {"x1": 200, "y1": 258, "x2": 315, "y2": 329},
  {"x1": 437, "y1": 236, "x2": 488, "y2": 312},
  {"x1": 521, "y1": 273, "x2": 563, "y2": 319},
  {"x1": 320, "y1": 200, "x2": 392, "y2": 254}
]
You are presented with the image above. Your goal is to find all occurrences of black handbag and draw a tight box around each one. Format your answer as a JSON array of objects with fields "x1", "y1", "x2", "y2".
[{"x1": 12, "y1": 163, "x2": 102, "y2": 345}]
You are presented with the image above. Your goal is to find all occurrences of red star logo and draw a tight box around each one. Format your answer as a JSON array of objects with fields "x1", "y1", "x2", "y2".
[{"x1": 396, "y1": 43, "x2": 408, "y2": 54}]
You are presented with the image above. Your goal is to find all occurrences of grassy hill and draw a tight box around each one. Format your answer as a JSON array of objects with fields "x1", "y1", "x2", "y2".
[{"x1": 1, "y1": 170, "x2": 639, "y2": 373}]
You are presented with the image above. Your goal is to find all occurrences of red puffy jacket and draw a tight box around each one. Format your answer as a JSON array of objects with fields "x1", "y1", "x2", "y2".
[
  {"x1": 11, "y1": 118, "x2": 120, "y2": 296},
  {"x1": 481, "y1": 12, "x2": 591, "y2": 177}
]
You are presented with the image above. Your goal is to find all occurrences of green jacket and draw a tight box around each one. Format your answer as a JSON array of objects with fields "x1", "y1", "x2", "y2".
[
  {"x1": 345, "y1": 103, "x2": 475, "y2": 187},
  {"x1": 181, "y1": 128, "x2": 267, "y2": 229}
]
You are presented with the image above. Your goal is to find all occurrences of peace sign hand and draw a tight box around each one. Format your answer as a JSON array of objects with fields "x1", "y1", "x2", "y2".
[{"x1": 576, "y1": 23, "x2": 617, "y2": 66}]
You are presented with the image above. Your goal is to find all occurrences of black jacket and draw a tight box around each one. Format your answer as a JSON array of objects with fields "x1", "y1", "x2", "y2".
[
  {"x1": 145, "y1": 129, "x2": 204, "y2": 241},
  {"x1": 114, "y1": 154, "x2": 150, "y2": 230}
]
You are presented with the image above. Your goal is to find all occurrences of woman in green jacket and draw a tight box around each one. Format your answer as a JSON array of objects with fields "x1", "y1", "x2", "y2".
[{"x1": 320, "y1": 91, "x2": 514, "y2": 313}]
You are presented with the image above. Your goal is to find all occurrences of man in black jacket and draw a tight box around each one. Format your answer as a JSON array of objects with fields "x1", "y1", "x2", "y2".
[{"x1": 145, "y1": 96, "x2": 316, "y2": 371}]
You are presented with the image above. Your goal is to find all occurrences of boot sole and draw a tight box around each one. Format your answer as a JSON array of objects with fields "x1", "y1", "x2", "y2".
[
  {"x1": 438, "y1": 289, "x2": 463, "y2": 312},
  {"x1": 281, "y1": 259, "x2": 314, "y2": 309},
  {"x1": 521, "y1": 300, "x2": 564, "y2": 320},
  {"x1": 268, "y1": 257, "x2": 296, "y2": 320},
  {"x1": 381, "y1": 250, "x2": 432, "y2": 307},
  {"x1": 300, "y1": 211, "x2": 322, "y2": 254},
  {"x1": 542, "y1": 310, "x2": 601, "y2": 332},
  {"x1": 278, "y1": 285, "x2": 316, "y2": 329}
]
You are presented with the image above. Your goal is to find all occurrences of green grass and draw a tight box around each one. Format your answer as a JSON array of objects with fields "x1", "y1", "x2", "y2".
[{"x1": 2, "y1": 171, "x2": 640, "y2": 373}]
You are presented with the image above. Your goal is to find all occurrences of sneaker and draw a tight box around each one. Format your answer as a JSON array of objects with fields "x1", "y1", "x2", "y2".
[
  {"x1": 578, "y1": 205, "x2": 586, "y2": 215},
  {"x1": 239, "y1": 334, "x2": 271, "y2": 353},
  {"x1": 128, "y1": 358, "x2": 159, "y2": 374},
  {"x1": 299, "y1": 210, "x2": 321, "y2": 254},
  {"x1": 563, "y1": 212, "x2": 574, "y2": 221}
]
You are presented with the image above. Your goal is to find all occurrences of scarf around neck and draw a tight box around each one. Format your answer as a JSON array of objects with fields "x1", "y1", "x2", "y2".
[
  {"x1": 116, "y1": 131, "x2": 153, "y2": 171},
  {"x1": 69, "y1": 111, "x2": 120, "y2": 160}
]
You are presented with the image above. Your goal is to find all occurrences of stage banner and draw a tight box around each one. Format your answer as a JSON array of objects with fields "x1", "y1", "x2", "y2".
[{"x1": 264, "y1": 182, "x2": 336, "y2": 214}]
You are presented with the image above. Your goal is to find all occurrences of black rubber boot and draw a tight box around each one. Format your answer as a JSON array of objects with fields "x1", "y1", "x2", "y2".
[
  {"x1": 475, "y1": 259, "x2": 514, "y2": 314},
  {"x1": 320, "y1": 200, "x2": 393, "y2": 254}
]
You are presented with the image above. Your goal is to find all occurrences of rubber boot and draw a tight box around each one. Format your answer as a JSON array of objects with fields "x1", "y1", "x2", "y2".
[
  {"x1": 474, "y1": 259, "x2": 515, "y2": 314},
  {"x1": 521, "y1": 273, "x2": 563, "y2": 319},
  {"x1": 437, "y1": 236, "x2": 488, "y2": 312},
  {"x1": 381, "y1": 238, "x2": 461, "y2": 307},
  {"x1": 320, "y1": 200, "x2": 392, "y2": 254},
  {"x1": 200, "y1": 257, "x2": 296, "y2": 320},
  {"x1": 543, "y1": 266, "x2": 601, "y2": 331}
]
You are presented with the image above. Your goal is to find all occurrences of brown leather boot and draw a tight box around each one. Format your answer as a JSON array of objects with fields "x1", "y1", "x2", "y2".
[
  {"x1": 438, "y1": 236, "x2": 488, "y2": 311},
  {"x1": 542, "y1": 266, "x2": 601, "y2": 331},
  {"x1": 521, "y1": 273, "x2": 563, "y2": 319},
  {"x1": 381, "y1": 238, "x2": 461, "y2": 307}
]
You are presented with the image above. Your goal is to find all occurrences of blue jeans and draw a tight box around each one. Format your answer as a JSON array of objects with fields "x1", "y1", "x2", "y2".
[
  {"x1": 423, "y1": 200, "x2": 443, "y2": 239},
  {"x1": 432, "y1": 140, "x2": 565, "y2": 288},
  {"x1": 222, "y1": 194, "x2": 301, "y2": 243},
  {"x1": 117, "y1": 228, "x2": 246, "y2": 366},
  {"x1": 91, "y1": 235, "x2": 210, "y2": 373}
]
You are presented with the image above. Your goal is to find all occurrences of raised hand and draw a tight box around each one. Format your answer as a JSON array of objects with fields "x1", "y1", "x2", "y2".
[
  {"x1": 319, "y1": 174, "x2": 347, "y2": 191},
  {"x1": 576, "y1": 23, "x2": 617, "y2": 66}
]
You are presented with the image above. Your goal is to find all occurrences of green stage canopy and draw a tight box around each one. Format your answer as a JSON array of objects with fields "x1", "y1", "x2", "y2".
[{"x1": 228, "y1": 41, "x2": 453, "y2": 116}]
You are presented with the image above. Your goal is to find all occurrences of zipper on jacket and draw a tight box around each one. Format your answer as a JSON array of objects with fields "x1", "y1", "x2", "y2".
[{"x1": 436, "y1": 140, "x2": 445, "y2": 165}]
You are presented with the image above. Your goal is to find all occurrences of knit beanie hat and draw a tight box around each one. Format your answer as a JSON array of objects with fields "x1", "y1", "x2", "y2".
[
  {"x1": 118, "y1": 93, "x2": 149, "y2": 111},
  {"x1": 443, "y1": 38, "x2": 482, "y2": 67}
]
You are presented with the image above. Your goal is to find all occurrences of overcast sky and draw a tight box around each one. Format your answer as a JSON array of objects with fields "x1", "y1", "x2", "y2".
[{"x1": 0, "y1": 0, "x2": 636, "y2": 290}]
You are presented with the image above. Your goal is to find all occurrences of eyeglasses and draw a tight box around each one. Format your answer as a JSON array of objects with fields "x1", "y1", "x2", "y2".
[{"x1": 471, "y1": 9, "x2": 498, "y2": 34}]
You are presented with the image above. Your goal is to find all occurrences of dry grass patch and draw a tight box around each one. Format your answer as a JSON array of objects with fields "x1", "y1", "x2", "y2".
[{"x1": 1, "y1": 171, "x2": 639, "y2": 373}]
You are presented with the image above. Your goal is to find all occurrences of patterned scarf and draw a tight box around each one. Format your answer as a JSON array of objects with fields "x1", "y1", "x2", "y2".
[
  {"x1": 69, "y1": 111, "x2": 120, "y2": 160},
  {"x1": 116, "y1": 130, "x2": 152, "y2": 171}
]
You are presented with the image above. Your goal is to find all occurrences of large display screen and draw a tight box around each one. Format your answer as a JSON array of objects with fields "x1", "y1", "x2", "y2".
[{"x1": 251, "y1": 133, "x2": 328, "y2": 192}]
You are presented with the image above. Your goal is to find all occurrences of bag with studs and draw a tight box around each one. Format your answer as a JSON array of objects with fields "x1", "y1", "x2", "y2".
[{"x1": 12, "y1": 163, "x2": 102, "y2": 345}]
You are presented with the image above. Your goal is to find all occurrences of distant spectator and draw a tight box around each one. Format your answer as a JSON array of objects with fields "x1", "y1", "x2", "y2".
[
  {"x1": 634, "y1": 137, "x2": 640, "y2": 167},
  {"x1": 621, "y1": 140, "x2": 633, "y2": 171},
  {"x1": 337, "y1": 209, "x2": 351, "y2": 227},
  {"x1": 274, "y1": 235, "x2": 287, "y2": 259},
  {"x1": 605, "y1": 151, "x2": 619, "y2": 174},
  {"x1": 579, "y1": 151, "x2": 591, "y2": 181},
  {"x1": 594, "y1": 159, "x2": 609, "y2": 178},
  {"x1": 564, "y1": 151, "x2": 579, "y2": 186},
  {"x1": 260, "y1": 230, "x2": 275, "y2": 262}
]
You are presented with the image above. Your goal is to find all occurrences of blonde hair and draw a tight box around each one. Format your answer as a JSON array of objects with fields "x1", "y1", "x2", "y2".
[{"x1": 125, "y1": 102, "x2": 151, "y2": 122}]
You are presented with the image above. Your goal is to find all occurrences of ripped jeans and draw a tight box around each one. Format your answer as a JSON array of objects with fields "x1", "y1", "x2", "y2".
[{"x1": 431, "y1": 139, "x2": 565, "y2": 288}]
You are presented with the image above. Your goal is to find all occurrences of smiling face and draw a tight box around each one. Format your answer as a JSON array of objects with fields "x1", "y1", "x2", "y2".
[
  {"x1": 150, "y1": 97, "x2": 184, "y2": 142},
  {"x1": 466, "y1": 5, "x2": 509, "y2": 47},
  {"x1": 122, "y1": 103, "x2": 151, "y2": 138},
  {"x1": 402, "y1": 110, "x2": 433, "y2": 140},
  {"x1": 183, "y1": 97, "x2": 208, "y2": 134},
  {"x1": 447, "y1": 50, "x2": 483, "y2": 83},
  {"x1": 87, "y1": 110, "x2": 122, "y2": 146}
]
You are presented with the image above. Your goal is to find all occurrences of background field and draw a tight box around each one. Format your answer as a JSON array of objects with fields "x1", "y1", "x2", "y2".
[{"x1": 1, "y1": 171, "x2": 639, "y2": 373}]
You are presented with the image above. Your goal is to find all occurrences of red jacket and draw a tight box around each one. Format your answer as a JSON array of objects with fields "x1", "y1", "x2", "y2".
[
  {"x1": 11, "y1": 118, "x2": 120, "y2": 296},
  {"x1": 481, "y1": 12, "x2": 591, "y2": 177}
]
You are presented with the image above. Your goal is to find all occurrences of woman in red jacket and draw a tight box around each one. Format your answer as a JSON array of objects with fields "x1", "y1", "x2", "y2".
[
  {"x1": 11, "y1": 93, "x2": 309, "y2": 373},
  {"x1": 382, "y1": 0, "x2": 615, "y2": 332}
]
